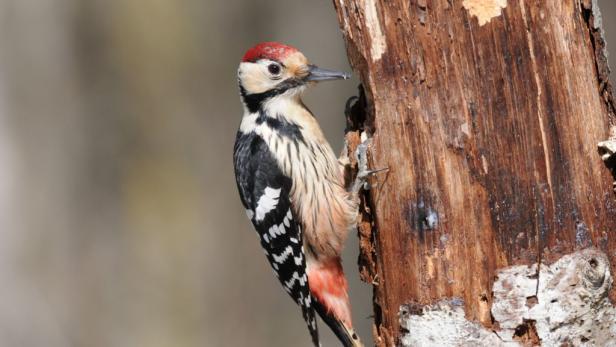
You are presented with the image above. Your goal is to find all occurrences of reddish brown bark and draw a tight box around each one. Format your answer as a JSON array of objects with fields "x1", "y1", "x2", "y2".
[{"x1": 334, "y1": 1, "x2": 616, "y2": 345}]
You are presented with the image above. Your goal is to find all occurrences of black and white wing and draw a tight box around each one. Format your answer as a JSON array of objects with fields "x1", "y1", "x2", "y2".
[{"x1": 233, "y1": 131, "x2": 319, "y2": 346}]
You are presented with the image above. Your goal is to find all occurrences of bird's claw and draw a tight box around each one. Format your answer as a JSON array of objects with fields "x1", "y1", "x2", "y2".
[
  {"x1": 351, "y1": 134, "x2": 388, "y2": 193},
  {"x1": 356, "y1": 167, "x2": 389, "y2": 179},
  {"x1": 354, "y1": 167, "x2": 389, "y2": 192}
]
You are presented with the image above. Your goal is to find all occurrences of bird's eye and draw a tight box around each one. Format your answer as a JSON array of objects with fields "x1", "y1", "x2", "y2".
[{"x1": 268, "y1": 64, "x2": 281, "y2": 75}]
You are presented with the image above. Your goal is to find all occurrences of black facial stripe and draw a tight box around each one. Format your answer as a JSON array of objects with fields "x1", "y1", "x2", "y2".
[
  {"x1": 239, "y1": 78, "x2": 305, "y2": 113},
  {"x1": 255, "y1": 111, "x2": 306, "y2": 144}
]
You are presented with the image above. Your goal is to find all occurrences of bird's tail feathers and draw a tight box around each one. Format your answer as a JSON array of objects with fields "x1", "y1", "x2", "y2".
[
  {"x1": 313, "y1": 296, "x2": 363, "y2": 347},
  {"x1": 308, "y1": 258, "x2": 363, "y2": 347}
]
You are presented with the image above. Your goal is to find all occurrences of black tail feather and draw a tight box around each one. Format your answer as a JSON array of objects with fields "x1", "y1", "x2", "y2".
[
  {"x1": 302, "y1": 302, "x2": 320, "y2": 347},
  {"x1": 313, "y1": 296, "x2": 356, "y2": 347}
]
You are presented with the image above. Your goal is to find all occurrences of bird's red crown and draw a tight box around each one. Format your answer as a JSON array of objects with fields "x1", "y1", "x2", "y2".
[{"x1": 242, "y1": 42, "x2": 299, "y2": 63}]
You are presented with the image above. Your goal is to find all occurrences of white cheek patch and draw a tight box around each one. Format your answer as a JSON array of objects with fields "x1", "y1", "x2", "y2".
[
  {"x1": 238, "y1": 62, "x2": 279, "y2": 94},
  {"x1": 255, "y1": 187, "x2": 281, "y2": 222}
]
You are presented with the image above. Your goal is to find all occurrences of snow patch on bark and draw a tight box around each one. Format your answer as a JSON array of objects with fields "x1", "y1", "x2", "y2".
[
  {"x1": 463, "y1": 0, "x2": 507, "y2": 26},
  {"x1": 399, "y1": 249, "x2": 616, "y2": 346},
  {"x1": 363, "y1": 0, "x2": 386, "y2": 61}
]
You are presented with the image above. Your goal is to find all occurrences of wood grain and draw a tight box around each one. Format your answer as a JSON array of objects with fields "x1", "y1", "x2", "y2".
[{"x1": 334, "y1": 0, "x2": 616, "y2": 345}]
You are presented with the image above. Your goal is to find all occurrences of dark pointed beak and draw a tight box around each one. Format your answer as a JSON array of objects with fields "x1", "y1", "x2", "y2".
[{"x1": 305, "y1": 64, "x2": 351, "y2": 82}]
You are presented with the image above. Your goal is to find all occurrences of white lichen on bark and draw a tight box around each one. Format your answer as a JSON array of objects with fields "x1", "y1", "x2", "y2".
[
  {"x1": 399, "y1": 299, "x2": 515, "y2": 347},
  {"x1": 399, "y1": 249, "x2": 616, "y2": 346},
  {"x1": 493, "y1": 248, "x2": 616, "y2": 346}
]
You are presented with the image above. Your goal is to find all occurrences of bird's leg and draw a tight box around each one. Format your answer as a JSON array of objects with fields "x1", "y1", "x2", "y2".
[
  {"x1": 339, "y1": 94, "x2": 387, "y2": 194},
  {"x1": 350, "y1": 134, "x2": 388, "y2": 194}
]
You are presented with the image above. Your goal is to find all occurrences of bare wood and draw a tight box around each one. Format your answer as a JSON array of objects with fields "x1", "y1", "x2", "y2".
[{"x1": 334, "y1": 0, "x2": 616, "y2": 345}]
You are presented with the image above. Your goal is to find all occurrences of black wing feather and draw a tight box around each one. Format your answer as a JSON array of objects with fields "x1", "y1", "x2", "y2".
[{"x1": 234, "y1": 131, "x2": 319, "y2": 346}]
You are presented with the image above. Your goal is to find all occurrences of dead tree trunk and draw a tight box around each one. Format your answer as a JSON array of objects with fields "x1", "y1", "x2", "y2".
[{"x1": 334, "y1": 0, "x2": 616, "y2": 345}]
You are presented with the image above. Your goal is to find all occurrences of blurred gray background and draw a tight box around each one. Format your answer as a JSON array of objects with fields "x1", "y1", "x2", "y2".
[{"x1": 0, "y1": 1, "x2": 614, "y2": 346}]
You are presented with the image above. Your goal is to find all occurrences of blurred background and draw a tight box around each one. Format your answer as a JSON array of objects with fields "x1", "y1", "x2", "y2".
[{"x1": 0, "y1": 1, "x2": 615, "y2": 346}]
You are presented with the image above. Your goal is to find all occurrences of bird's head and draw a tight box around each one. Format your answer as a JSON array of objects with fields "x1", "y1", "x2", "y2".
[{"x1": 238, "y1": 42, "x2": 350, "y2": 107}]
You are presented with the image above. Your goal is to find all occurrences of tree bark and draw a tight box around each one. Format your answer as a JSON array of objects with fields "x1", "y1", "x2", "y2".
[{"x1": 334, "y1": 0, "x2": 616, "y2": 345}]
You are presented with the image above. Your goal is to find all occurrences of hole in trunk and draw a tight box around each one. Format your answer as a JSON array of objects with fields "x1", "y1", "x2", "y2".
[
  {"x1": 526, "y1": 295, "x2": 538, "y2": 308},
  {"x1": 513, "y1": 319, "x2": 541, "y2": 346}
]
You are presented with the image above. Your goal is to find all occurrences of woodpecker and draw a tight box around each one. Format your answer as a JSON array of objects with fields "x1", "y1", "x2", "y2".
[{"x1": 233, "y1": 42, "x2": 364, "y2": 347}]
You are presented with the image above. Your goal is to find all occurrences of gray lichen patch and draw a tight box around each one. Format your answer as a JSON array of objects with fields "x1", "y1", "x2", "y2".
[
  {"x1": 399, "y1": 299, "x2": 515, "y2": 347},
  {"x1": 399, "y1": 249, "x2": 616, "y2": 346},
  {"x1": 462, "y1": 0, "x2": 507, "y2": 26},
  {"x1": 492, "y1": 248, "x2": 616, "y2": 346}
]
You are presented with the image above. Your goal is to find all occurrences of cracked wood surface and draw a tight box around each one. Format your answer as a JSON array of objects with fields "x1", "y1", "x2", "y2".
[{"x1": 334, "y1": 0, "x2": 616, "y2": 345}]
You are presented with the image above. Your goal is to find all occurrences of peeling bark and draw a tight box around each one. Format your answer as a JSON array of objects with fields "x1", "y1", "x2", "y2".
[
  {"x1": 492, "y1": 248, "x2": 616, "y2": 346},
  {"x1": 334, "y1": 0, "x2": 616, "y2": 345},
  {"x1": 399, "y1": 249, "x2": 616, "y2": 346}
]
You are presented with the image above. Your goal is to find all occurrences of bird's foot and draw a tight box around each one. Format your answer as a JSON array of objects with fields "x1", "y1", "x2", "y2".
[{"x1": 351, "y1": 133, "x2": 388, "y2": 193}]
